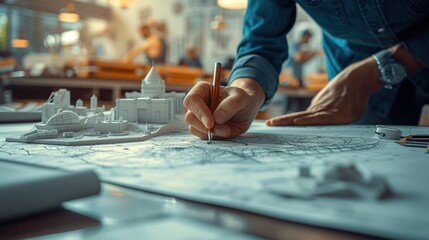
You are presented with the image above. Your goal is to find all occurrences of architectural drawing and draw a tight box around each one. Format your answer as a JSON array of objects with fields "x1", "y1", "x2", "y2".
[{"x1": 1, "y1": 123, "x2": 429, "y2": 239}]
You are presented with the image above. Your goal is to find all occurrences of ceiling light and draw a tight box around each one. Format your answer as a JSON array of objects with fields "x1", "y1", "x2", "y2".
[
  {"x1": 58, "y1": 3, "x2": 80, "y2": 23},
  {"x1": 109, "y1": 0, "x2": 135, "y2": 9},
  {"x1": 217, "y1": 0, "x2": 247, "y2": 9},
  {"x1": 12, "y1": 30, "x2": 29, "y2": 48},
  {"x1": 12, "y1": 38, "x2": 29, "y2": 48}
]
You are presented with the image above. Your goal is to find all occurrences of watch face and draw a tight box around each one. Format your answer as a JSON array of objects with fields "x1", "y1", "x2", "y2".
[{"x1": 383, "y1": 63, "x2": 406, "y2": 84}]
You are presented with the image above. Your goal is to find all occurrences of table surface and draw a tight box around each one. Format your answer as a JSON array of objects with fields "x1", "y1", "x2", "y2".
[{"x1": 0, "y1": 122, "x2": 427, "y2": 239}]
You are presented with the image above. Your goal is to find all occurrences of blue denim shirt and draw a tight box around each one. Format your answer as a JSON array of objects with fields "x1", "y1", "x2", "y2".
[{"x1": 228, "y1": 0, "x2": 429, "y2": 123}]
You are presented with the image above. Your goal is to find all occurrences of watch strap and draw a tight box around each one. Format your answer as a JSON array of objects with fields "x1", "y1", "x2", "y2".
[
  {"x1": 372, "y1": 49, "x2": 406, "y2": 89},
  {"x1": 373, "y1": 49, "x2": 395, "y2": 67}
]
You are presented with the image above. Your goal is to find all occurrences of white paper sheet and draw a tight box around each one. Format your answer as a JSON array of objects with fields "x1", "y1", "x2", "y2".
[{"x1": 1, "y1": 122, "x2": 428, "y2": 239}]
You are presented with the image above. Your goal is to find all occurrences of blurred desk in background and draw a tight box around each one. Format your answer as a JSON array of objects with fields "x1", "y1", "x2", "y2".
[
  {"x1": 256, "y1": 86, "x2": 319, "y2": 120},
  {"x1": 1, "y1": 76, "x2": 140, "y2": 101},
  {"x1": 277, "y1": 86, "x2": 319, "y2": 98},
  {"x1": 0, "y1": 76, "x2": 196, "y2": 103},
  {"x1": 87, "y1": 59, "x2": 204, "y2": 88},
  {"x1": 1, "y1": 60, "x2": 204, "y2": 103},
  {"x1": 274, "y1": 72, "x2": 327, "y2": 115},
  {"x1": 273, "y1": 86, "x2": 319, "y2": 116}
]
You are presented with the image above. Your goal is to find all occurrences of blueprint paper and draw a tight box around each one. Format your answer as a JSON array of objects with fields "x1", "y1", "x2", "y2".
[{"x1": 1, "y1": 122, "x2": 428, "y2": 239}]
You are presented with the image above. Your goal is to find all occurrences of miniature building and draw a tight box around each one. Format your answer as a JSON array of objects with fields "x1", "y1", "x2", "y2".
[
  {"x1": 165, "y1": 91, "x2": 185, "y2": 115},
  {"x1": 37, "y1": 109, "x2": 91, "y2": 132},
  {"x1": 116, "y1": 97, "x2": 174, "y2": 124},
  {"x1": 45, "y1": 109, "x2": 80, "y2": 126},
  {"x1": 42, "y1": 89, "x2": 71, "y2": 123},
  {"x1": 141, "y1": 67, "x2": 165, "y2": 98},
  {"x1": 116, "y1": 66, "x2": 185, "y2": 124},
  {"x1": 41, "y1": 66, "x2": 183, "y2": 126},
  {"x1": 94, "y1": 120, "x2": 128, "y2": 134},
  {"x1": 87, "y1": 94, "x2": 105, "y2": 116},
  {"x1": 37, "y1": 109, "x2": 107, "y2": 133},
  {"x1": 20, "y1": 129, "x2": 58, "y2": 142},
  {"x1": 74, "y1": 98, "x2": 88, "y2": 117},
  {"x1": 41, "y1": 89, "x2": 105, "y2": 123}
]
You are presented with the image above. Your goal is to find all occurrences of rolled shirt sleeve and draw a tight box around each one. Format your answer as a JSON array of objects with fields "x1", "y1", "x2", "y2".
[
  {"x1": 227, "y1": 0, "x2": 296, "y2": 110},
  {"x1": 402, "y1": 14, "x2": 429, "y2": 92}
]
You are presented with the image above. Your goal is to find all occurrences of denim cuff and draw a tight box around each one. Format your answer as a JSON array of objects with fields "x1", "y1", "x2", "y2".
[{"x1": 227, "y1": 54, "x2": 279, "y2": 111}]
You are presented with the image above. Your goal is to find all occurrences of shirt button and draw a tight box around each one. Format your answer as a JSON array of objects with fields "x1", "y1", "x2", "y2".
[{"x1": 377, "y1": 28, "x2": 386, "y2": 33}]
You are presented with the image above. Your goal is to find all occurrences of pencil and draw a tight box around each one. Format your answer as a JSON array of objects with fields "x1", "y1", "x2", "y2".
[
  {"x1": 396, "y1": 139, "x2": 428, "y2": 148},
  {"x1": 208, "y1": 62, "x2": 222, "y2": 144},
  {"x1": 403, "y1": 138, "x2": 429, "y2": 143},
  {"x1": 402, "y1": 135, "x2": 429, "y2": 140}
]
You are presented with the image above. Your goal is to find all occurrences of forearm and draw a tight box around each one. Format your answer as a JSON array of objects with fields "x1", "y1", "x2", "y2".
[
  {"x1": 230, "y1": 0, "x2": 296, "y2": 110},
  {"x1": 358, "y1": 43, "x2": 424, "y2": 93},
  {"x1": 347, "y1": 55, "x2": 383, "y2": 95},
  {"x1": 123, "y1": 44, "x2": 149, "y2": 62},
  {"x1": 295, "y1": 51, "x2": 318, "y2": 63},
  {"x1": 123, "y1": 49, "x2": 139, "y2": 62}
]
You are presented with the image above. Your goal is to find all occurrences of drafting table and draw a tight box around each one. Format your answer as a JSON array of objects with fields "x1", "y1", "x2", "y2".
[{"x1": 0, "y1": 121, "x2": 428, "y2": 239}]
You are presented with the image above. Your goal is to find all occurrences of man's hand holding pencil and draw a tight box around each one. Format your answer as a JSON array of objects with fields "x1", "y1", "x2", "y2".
[{"x1": 184, "y1": 75, "x2": 265, "y2": 140}]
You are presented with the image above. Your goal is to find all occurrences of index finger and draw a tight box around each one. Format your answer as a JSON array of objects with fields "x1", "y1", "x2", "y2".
[
  {"x1": 183, "y1": 81, "x2": 214, "y2": 129},
  {"x1": 265, "y1": 111, "x2": 313, "y2": 126}
]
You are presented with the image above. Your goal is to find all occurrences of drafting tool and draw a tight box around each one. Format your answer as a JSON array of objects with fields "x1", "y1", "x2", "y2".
[
  {"x1": 207, "y1": 62, "x2": 222, "y2": 144},
  {"x1": 374, "y1": 125, "x2": 402, "y2": 140}
]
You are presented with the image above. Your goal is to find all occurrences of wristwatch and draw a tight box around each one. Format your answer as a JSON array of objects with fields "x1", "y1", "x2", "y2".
[{"x1": 372, "y1": 49, "x2": 407, "y2": 89}]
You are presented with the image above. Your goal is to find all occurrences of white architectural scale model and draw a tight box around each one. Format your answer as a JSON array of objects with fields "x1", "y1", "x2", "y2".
[{"x1": 6, "y1": 66, "x2": 186, "y2": 145}]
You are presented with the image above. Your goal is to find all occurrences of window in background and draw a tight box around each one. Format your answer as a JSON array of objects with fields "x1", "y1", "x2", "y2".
[{"x1": 0, "y1": 13, "x2": 8, "y2": 54}]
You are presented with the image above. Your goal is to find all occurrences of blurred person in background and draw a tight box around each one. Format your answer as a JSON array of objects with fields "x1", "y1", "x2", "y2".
[
  {"x1": 179, "y1": 46, "x2": 203, "y2": 68},
  {"x1": 282, "y1": 28, "x2": 322, "y2": 87},
  {"x1": 123, "y1": 20, "x2": 167, "y2": 64}
]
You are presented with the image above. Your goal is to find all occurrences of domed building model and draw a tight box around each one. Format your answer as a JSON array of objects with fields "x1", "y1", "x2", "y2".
[
  {"x1": 36, "y1": 109, "x2": 94, "y2": 132},
  {"x1": 115, "y1": 65, "x2": 185, "y2": 124},
  {"x1": 45, "y1": 110, "x2": 80, "y2": 126},
  {"x1": 141, "y1": 66, "x2": 165, "y2": 98}
]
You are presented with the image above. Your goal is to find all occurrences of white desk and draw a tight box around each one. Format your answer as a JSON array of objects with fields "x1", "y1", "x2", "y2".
[{"x1": 0, "y1": 122, "x2": 428, "y2": 239}]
